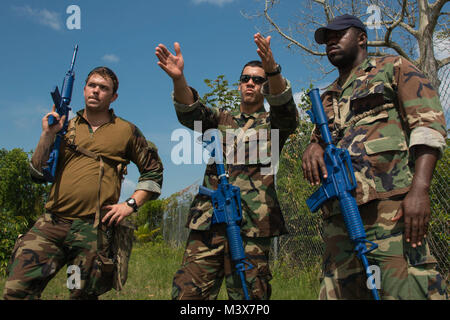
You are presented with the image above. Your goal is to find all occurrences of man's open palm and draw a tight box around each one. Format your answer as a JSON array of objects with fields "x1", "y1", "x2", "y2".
[{"x1": 155, "y1": 42, "x2": 184, "y2": 80}]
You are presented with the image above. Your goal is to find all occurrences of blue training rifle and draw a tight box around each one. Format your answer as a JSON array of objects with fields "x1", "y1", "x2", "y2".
[
  {"x1": 306, "y1": 88, "x2": 380, "y2": 300},
  {"x1": 42, "y1": 45, "x2": 78, "y2": 182},
  {"x1": 198, "y1": 130, "x2": 253, "y2": 300}
]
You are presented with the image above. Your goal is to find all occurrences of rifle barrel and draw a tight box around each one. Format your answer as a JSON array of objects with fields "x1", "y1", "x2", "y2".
[{"x1": 69, "y1": 45, "x2": 79, "y2": 72}]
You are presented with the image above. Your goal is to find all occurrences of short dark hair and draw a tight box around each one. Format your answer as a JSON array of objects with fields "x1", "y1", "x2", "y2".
[
  {"x1": 240, "y1": 60, "x2": 264, "y2": 77},
  {"x1": 85, "y1": 66, "x2": 119, "y2": 94}
]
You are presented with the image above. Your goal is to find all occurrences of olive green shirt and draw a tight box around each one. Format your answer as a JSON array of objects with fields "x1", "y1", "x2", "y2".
[{"x1": 30, "y1": 109, "x2": 163, "y2": 219}]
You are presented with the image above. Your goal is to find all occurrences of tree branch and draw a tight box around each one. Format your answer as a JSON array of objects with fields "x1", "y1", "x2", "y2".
[
  {"x1": 398, "y1": 20, "x2": 419, "y2": 37},
  {"x1": 430, "y1": 0, "x2": 448, "y2": 20},
  {"x1": 369, "y1": 40, "x2": 415, "y2": 63},
  {"x1": 368, "y1": 51, "x2": 391, "y2": 57},
  {"x1": 438, "y1": 56, "x2": 450, "y2": 69},
  {"x1": 313, "y1": 0, "x2": 334, "y2": 21},
  {"x1": 384, "y1": 0, "x2": 409, "y2": 43},
  {"x1": 426, "y1": 0, "x2": 447, "y2": 35},
  {"x1": 263, "y1": 0, "x2": 326, "y2": 56}
]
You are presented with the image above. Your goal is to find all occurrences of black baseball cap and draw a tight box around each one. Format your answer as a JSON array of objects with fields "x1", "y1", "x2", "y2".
[{"x1": 314, "y1": 14, "x2": 367, "y2": 44}]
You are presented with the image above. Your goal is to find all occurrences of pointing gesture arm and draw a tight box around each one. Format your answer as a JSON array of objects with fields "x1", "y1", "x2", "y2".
[
  {"x1": 254, "y1": 33, "x2": 285, "y2": 95},
  {"x1": 155, "y1": 42, "x2": 194, "y2": 105}
]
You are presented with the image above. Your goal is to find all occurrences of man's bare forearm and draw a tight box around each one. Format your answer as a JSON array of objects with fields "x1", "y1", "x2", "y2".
[
  {"x1": 31, "y1": 132, "x2": 55, "y2": 171},
  {"x1": 131, "y1": 189, "x2": 158, "y2": 207},
  {"x1": 410, "y1": 145, "x2": 439, "y2": 192},
  {"x1": 173, "y1": 75, "x2": 194, "y2": 105}
]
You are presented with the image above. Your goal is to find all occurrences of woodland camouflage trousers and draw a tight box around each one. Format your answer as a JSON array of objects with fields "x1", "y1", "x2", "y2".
[
  {"x1": 3, "y1": 213, "x2": 114, "y2": 300},
  {"x1": 320, "y1": 196, "x2": 448, "y2": 300},
  {"x1": 172, "y1": 224, "x2": 272, "y2": 300}
]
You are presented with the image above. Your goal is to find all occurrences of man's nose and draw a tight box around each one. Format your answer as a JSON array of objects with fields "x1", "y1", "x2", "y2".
[
  {"x1": 325, "y1": 31, "x2": 340, "y2": 46},
  {"x1": 247, "y1": 78, "x2": 256, "y2": 86},
  {"x1": 326, "y1": 36, "x2": 337, "y2": 46}
]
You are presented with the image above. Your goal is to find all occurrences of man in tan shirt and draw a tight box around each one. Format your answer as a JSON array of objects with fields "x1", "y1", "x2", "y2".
[{"x1": 3, "y1": 67, "x2": 163, "y2": 299}]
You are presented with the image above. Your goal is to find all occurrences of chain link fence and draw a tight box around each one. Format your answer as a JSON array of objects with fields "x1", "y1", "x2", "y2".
[
  {"x1": 162, "y1": 182, "x2": 198, "y2": 247},
  {"x1": 161, "y1": 66, "x2": 449, "y2": 291},
  {"x1": 428, "y1": 64, "x2": 450, "y2": 278}
]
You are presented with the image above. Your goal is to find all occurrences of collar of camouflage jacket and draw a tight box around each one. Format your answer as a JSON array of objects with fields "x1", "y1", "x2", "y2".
[
  {"x1": 231, "y1": 105, "x2": 266, "y2": 124},
  {"x1": 325, "y1": 57, "x2": 377, "y2": 94}
]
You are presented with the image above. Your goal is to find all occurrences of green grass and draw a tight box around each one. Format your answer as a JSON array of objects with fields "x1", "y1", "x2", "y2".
[{"x1": 0, "y1": 241, "x2": 320, "y2": 300}]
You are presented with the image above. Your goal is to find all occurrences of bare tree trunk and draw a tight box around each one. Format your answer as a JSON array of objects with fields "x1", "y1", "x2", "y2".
[
  {"x1": 418, "y1": 28, "x2": 441, "y2": 90},
  {"x1": 416, "y1": 0, "x2": 445, "y2": 89}
]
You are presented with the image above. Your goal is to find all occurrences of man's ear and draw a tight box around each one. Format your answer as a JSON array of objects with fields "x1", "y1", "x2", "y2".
[
  {"x1": 358, "y1": 31, "x2": 368, "y2": 49},
  {"x1": 110, "y1": 93, "x2": 118, "y2": 103}
]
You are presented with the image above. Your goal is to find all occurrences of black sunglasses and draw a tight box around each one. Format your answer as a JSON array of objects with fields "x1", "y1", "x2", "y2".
[{"x1": 239, "y1": 74, "x2": 267, "y2": 85}]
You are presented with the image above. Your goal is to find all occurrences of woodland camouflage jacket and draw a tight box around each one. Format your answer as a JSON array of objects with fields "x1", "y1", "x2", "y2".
[
  {"x1": 311, "y1": 55, "x2": 447, "y2": 207},
  {"x1": 174, "y1": 80, "x2": 299, "y2": 237}
]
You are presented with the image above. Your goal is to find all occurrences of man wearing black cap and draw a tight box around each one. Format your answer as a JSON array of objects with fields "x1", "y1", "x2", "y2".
[{"x1": 302, "y1": 14, "x2": 447, "y2": 299}]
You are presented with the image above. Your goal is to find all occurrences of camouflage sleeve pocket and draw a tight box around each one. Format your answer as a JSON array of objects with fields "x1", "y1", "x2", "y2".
[{"x1": 363, "y1": 136, "x2": 407, "y2": 155}]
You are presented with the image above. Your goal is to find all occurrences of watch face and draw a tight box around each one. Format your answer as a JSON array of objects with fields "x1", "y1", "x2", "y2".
[{"x1": 126, "y1": 198, "x2": 138, "y2": 212}]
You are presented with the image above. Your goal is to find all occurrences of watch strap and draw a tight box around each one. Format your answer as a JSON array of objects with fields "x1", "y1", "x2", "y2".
[
  {"x1": 126, "y1": 197, "x2": 138, "y2": 212},
  {"x1": 266, "y1": 64, "x2": 281, "y2": 77}
]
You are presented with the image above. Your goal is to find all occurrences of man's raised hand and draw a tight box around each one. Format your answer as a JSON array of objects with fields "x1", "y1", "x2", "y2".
[
  {"x1": 254, "y1": 33, "x2": 277, "y2": 74},
  {"x1": 42, "y1": 105, "x2": 66, "y2": 136},
  {"x1": 155, "y1": 42, "x2": 184, "y2": 80}
]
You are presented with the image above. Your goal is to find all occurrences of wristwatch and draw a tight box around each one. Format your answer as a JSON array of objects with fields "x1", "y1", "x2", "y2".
[
  {"x1": 266, "y1": 64, "x2": 281, "y2": 77},
  {"x1": 125, "y1": 197, "x2": 138, "y2": 212}
]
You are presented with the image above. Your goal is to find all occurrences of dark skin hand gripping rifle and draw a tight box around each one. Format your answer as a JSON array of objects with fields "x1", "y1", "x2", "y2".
[
  {"x1": 306, "y1": 88, "x2": 380, "y2": 300},
  {"x1": 198, "y1": 130, "x2": 253, "y2": 300},
  {"x1": 42, "y1": 45, "x2": 78, "y2": 182}
]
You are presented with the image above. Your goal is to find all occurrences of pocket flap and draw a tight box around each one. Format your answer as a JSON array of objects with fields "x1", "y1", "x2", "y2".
[
  {"x1": 351, "y1": 81, "x2": 386, "y2": 114},
  {"x1": 351, "y1": 81, "x2": 385, "y2": 100},
  {"x1": 364, "y1": 136, "x2": 407, "y2": 155}
]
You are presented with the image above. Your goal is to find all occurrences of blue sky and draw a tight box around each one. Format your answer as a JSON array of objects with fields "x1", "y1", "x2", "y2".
[{"x1": 0, "y1": 0, "x2": 448, "y2": 201}]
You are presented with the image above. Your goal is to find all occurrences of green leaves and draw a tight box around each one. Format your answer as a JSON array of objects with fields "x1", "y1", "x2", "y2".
[
  {"x1": 200, "y1": 75, "x2": 241, "y2": 111},
  {"x1": 132, "y1": 199, "x2": 167, "y2": 243},
  {"x1": 0, "y1": 148, "x2": 49, "y2": 276}
]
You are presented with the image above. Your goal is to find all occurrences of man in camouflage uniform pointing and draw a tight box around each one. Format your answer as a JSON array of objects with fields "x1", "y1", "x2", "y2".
[
  {"x1": 156, "y1": 33, "x2": 298, "y2": 299},
  {"x1": 302, "y1": 14, "x2": 447, "y2": 299}
]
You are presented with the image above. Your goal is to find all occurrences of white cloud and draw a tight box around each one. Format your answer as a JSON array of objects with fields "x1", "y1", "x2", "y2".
[
  {"x1": 12, "y1": 5, "x2": 62, "y2": 31},
  {"x1": 191, "y1": 0, "x2": 236, "y2": 7},
  {"x1": 102, "y1": 54, "x2": 120, "y2": 63}
]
